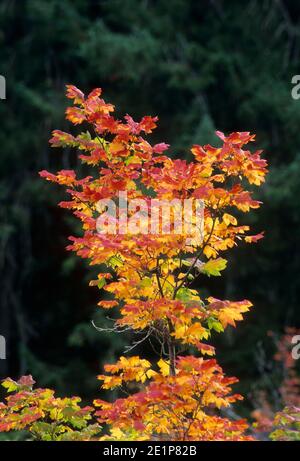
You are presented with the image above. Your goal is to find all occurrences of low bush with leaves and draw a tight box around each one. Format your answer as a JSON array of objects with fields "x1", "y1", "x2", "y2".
[
  {"x1": 252, "y1": 327, "x2": 300, "y2": 437},
  {"x1": 270, "y1": 406, "x2": 300, "y2": 441},
  {"x1": 0, "y1": 376, "x2": 101, "y2": 440}
]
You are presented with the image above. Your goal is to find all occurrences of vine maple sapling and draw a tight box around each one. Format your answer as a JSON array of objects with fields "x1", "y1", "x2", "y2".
[{"x1": 2, "y1": 85, "x2": 268, "y2": 441}]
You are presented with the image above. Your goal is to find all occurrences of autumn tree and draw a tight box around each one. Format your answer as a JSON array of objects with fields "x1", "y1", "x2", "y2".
[{"x1": 1, "y1": 85, "x2": 268, "y2": 441}]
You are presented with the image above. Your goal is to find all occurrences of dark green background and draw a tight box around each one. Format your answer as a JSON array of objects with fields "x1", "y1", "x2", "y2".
[{"x1": 0, "y1": 0, "x2": 299, "y2": 416}]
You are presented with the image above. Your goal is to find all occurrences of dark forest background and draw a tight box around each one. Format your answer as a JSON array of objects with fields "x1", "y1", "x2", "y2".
[{"x1": 0, "y1": 0, "x2": 299, "y2": 418}]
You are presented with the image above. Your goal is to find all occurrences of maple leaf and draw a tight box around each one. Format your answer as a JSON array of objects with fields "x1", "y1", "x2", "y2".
[
  {"x1": 157, "y1": 359, "x2": 170, "y2": 377},
  {"x1": 97, "y1": 300, "x2": 118, "y2": 309},
  {"x1": 66, "y1": 107, "x2": 86, "y2": 125},
  {"x1": 49, "y1": 130, "x2": 76, "y2": 148},
  {"x1": 153, "y1": 143, "x2": 170, "y2": 153},
  {"x1": 201, "y1": 258, "x2": 227, "y2": 277},
  {"x1": 207, "y1": 297, "x2": 253, "y2": 328},
  {"x1": 245, "y1": 232, "x2": 265, "y2": 243},
  {"x1": 1, "y1": 378, "x2": 19, "y2": 393},
  {"x1": 66, "y1": 85, "x2": 85, "y2": 104}
]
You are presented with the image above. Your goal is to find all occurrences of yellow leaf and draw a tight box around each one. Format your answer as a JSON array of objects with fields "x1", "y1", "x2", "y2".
[
  {"x1": 157, "y1": 359, "x2": 170, "y2": 377},
  {"x1": 223, "y1": 213, "x2": 237, "y2": 226},
  {"x1": 145, "y1": 369, "x2": 157, "y2": 380}
]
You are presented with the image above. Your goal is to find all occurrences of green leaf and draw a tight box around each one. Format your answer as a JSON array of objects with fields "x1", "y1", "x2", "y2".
[
  {"x1": 207, "y1": 317, "x2": 224, "y2": 333},
  {"x1": 2, "y1": 379, "x2": 18, "y2": 393},
  {"x1": 125, "y1": 155, "x2": 139, "y2": 166},
  {"x1": 139, "y1": 277, "x2": 152, "y2": 288},
  {"x1": 97, "y1": 278, "x2": 106, "y2": 290},
  {"x1": 107, "y1": 255, "x2": 123, "y2": 269},
  {"x1": 176, "y1": 287, "x2": 194, "y2": 302},
  {"x1": 201, "y1": 258, "x2": 227, "y2": 277}
]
